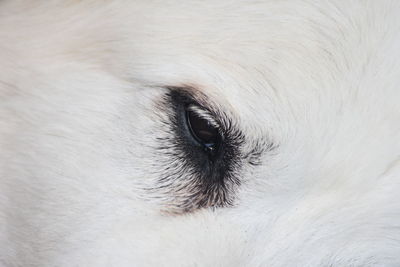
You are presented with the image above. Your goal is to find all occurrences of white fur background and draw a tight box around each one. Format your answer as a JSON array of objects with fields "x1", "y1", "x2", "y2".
[{"x1": 0, "y1": 1, "x2": 399, "y2": 266}]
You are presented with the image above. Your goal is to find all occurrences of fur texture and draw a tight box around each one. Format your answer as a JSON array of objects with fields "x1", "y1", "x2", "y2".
[{"x1": 1, "y1": 1, "x2": 400, "y2": 266}]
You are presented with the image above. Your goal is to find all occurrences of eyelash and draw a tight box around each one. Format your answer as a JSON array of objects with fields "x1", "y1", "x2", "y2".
[{"x1": 185, "y1": 104, "x2": 221, "y2": 129}]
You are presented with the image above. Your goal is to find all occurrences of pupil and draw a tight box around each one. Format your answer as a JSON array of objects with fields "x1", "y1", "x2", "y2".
[{"x1": 186, "y1": 108, "x2": 219, "y2": 150}]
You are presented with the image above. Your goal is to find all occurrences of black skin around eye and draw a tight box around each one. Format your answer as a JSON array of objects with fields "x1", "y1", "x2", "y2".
[
  {"x1": 154, "y1": 87, "x2": 274, "y2": 213},
  {"x1": 157, "y1": 88, "x2": 244, "y2": 212}
]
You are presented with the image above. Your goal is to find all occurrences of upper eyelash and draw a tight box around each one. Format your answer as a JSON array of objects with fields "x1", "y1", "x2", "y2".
[
  {"x1": 163, "y1": 87, "x2": 241, "y2": 143},
  {"x1": 186, "y1": 104, "x2": 221, "y2": 129}
]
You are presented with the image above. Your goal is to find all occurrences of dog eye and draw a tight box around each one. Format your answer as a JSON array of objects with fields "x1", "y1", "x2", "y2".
[{"x1": 185, "y1": 105, "x2": 221, "y2": 154}]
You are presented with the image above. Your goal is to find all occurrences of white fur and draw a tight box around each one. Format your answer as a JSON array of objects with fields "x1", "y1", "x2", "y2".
[{"x1": 1, "y1": 1, "x2": 400, "y2": 266}]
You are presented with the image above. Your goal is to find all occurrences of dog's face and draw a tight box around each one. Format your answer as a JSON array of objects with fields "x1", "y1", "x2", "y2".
[{"x1": 1, "y1": 1, "x2": 400, "y2": 266}]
